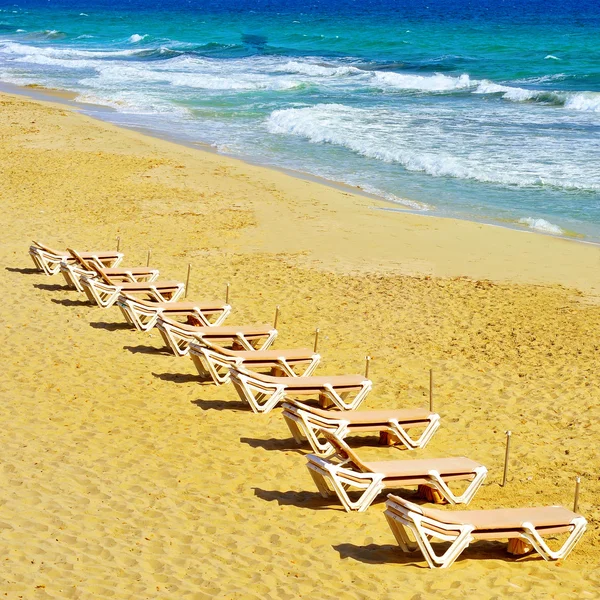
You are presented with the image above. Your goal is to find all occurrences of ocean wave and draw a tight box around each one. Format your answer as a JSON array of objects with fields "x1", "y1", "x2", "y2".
[
  {"x1": 276, "y1": 60, "x2": 361, "y2": 77},
  {"x1": 267, "y1": 104, "x2": 600, "y2": 191},
  {"x1": 74, "y1": 90, "x2": 191, "y2": 117},
  {"x1": 564, "y1": 92, "x2": 600, "y2": 113},
  {"x1": 0, "y1": 40, "x2": 140, "y2": 59},
  {"x1": 474, "y1": 80, "x2": 600, "y2": 112},
  {"x1": 83, "y1": 63, "x2": 302, "y2": 91},
  {"x1": 26, "y1": 29, "x2": 67, "y2": 40},
  {"x1": 373, "y1": 71, "x2": 473, "y2": 91},
  {"x1": 128, "y1": 34, "x2": 148, "y2": 44},
  {"x1": 518, "y1": 217, "x2": 563, "y2": 235}
]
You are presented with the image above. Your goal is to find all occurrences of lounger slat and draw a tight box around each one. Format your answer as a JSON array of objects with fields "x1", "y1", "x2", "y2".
[{"x1": 364, "y1": 457, "x2": 482, "y2": 478}]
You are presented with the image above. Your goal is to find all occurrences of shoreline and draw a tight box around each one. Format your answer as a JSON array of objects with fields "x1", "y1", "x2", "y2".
[
  {"x1": 1, "y1": 86, "x2": 599, "y2": 597},
  {"x1": 1, "y1": 79, "x2": 595, "y2": 248}
]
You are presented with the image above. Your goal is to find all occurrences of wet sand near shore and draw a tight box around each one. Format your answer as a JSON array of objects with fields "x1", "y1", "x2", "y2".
[{"x1": 1, "y1": 92, "x2": 599, "y2": 598}]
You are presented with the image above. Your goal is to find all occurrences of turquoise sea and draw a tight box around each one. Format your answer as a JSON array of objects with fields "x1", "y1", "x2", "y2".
[{"x1": 1, "y1": 0, "x2": 599, "y2": 239}]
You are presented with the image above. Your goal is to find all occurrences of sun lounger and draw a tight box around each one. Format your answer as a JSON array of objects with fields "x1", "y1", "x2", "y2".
[
  {"x1": 384, "y1": 494, "x2": 587, "y2": 568},
  {"x1": 80, "y1": 276, "x2": 185, "y2": 308},
  {"x1": 156, "y1": 315, "x2": 277, "y2": 357},
  {"x1": 228, "y1": 366, "x2": 372, "y2": 414},
  {"x1": 71, "y1": 249, "x2": 184, "y2": 308},
  {"x1": 306, "y1": 429, "x2": 486, "y2": 512},
  {"x1": 116, "y1": 294, "x2": 231, "y2": 332},
  {"x1": 281, "y1": 399, "x2": 440, "y2": 455},
  {"x1": 188, "y1": 340, "x2": 321, "y2": 385},
  {"x1": 29, "y1": 240, "x2": 123, "y2": 276},
  {"x1": 60, "y1": 249, "x2": 160, "y2": 292}
]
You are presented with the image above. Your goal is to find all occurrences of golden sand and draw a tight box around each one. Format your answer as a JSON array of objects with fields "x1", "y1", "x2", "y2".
[{"x1": 1, "y1": 92, "x2": 599, "y2": 598}]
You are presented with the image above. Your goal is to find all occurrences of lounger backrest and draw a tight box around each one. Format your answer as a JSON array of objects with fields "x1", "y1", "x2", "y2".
[
  {"x1": 386, "y1": 494, "x2": 424, "y2": 516},
  {"x1": 284, "y1": 398, "x2": 337, "y2": 419},
  {"x1": 201, "y1": 340, "x2": 237, "y2": 357},
  {"x1": 318, "y1": 428, "x2": 370, "y2": 473},
  {"x1": 283, "y1": 398, "x2": 314, "y2": 412},
  {"x1": 67, "y1": 248, "x2": 94, "y2": 271},
  {"x1": 68, "y1": 248, "x2": 112, "y2": 284},
  {"x1": 32, "y1": 240, "x2": 59, "y2": 254}
]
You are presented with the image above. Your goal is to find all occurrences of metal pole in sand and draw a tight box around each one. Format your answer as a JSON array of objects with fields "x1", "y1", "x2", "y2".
[
  {"x1": 313, "y1": 328, "x2": 320, "y2": 353},
  {"x1": 185, "y1": 263, "x2": 191, "y2": 298},
  {"x1": 365, "y1": 356, "x2": 371, "y2": 379},
  {"x1": 146, "y1": 249, "x2": 151, "y2": 267},
  {"x1": 225, "y1": 283, "x2": 230, "y2": 305},
  {"x1": 429, "y1": 368, "x2": 434, "y2": 413},
  {"x1": 574, "y1": 476, "x2": 581, "y2": 513},
  {"x1": 501, "y1": 431, "x2": 512, "y2": 487},
  {"x1": 274, "y1": 306, "x2": 280, "y2": 329},
  {"x1": 116, "y1": 236, "x2": 121, "y2": 252}
]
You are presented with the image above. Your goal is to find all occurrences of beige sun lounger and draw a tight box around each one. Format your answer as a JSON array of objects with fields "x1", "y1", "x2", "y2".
[
  {"x1": 29, "y1": 240, "x2": 123, "y2": 276},
  {"x1": 188, "y1": 340, "x2": 321, "y2": 385},
  {"x1": 61, "y1": 248, "x2": 160, "y2": 292},
  {"x1": 228, "y1": 366, "x2": 372, "y2": 414},
  {"x1": 116, "y1": 295, "x2": 231, "y2": 332},
  {"x1": 384, "y1": 494, "x2": 587, "y2": 568},
  {"x1": 156, "y1": 315, "x2": 278, "y2": 357},
  {"x1": 306, "y1": 429, "x2": 486, "y2": 512},
  {"x1": 281, "y1": 399, "x2": 440, "y2": 455}
]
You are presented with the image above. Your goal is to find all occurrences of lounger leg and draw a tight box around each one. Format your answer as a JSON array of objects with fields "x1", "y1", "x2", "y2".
[
  {"x1": 424, "y1": 466, "x2": 487, "y2": 505},
  {"x1": 299, "y1": 417, "x2": 349, "y2": 455},
  {"x1": 229, "y1": 374, "x2": 285, "y2": 413},
  {"x1": 306, "y1": 463, "x2": 384, "y2": 512},
  {"x1": 387, "y1": 415, "x2": 441, "y2": 450},
  {"x1": 189, "y1": 349, "x2": 232, "y2": 385},
  {"x1": 384, "y1": 511, "x2": 419, "y2": 553},
  {"x1": 157, "y1": 324, "x2": 189, "y2": 356},
  {"x1": 385, "y1": 509, "x2": 475, "y2": 568},
  {"x1": 322, "y1": 381, "x2": 372, "y2": 411},
  {"x1": 282, "y1": 414, "x2": 306, "y2": 444},
  {"x1": 29, "y1": 250, "x2": 46, "y2": 273},
  {"x1": 308, "y1": 468, "x2": 334, "y2": 498},
  {"x1": 520, "y1": 518, "x2": 587, "y2": 561}
]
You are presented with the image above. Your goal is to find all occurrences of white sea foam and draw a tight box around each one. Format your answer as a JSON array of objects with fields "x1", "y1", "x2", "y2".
[
  {"x1": 373, "y1": 71, "x2": 473, "y2": 91},
  {"x1": 0, "y1": 41, "x2": 140, "y2": 59},
  {"x1": 267, "y1": 103, "x2": 600, "y2": 191},
  {"x1": 474, "y1": 80, "x2": 540, "y2": 101},
  {"x1": 544, "y1": 55, "x2": 560, "y2": 60},
  {"x1": 39, "y1": 30, "x2": 64, "y2": 39},
  {"x1": 83, "y1": 62, "x2": 301, "y2": 91},
  {"x1": 128, "y1": 34, "x2": 147, "y2": 43},
  {"x1": 518, "y1": 217, "x2": 563, "y2": 235},
  {"x1": 474, "y1": 80, "x2": 600, "y2": 112},
  {"x1": 277, "y1": 60, "x2": 361, "y2": 77},
  {"x1": 564, "y1": 92, "x2": 600, "y2": 113}
]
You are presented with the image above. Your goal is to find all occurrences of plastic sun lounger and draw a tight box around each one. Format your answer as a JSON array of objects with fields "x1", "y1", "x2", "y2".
[
  {"x1": 60, "y1": 248, "x2": 160, "y2": 292},
  {"x1": 29, "y1": 240, "x2": 123, "y2": 276},
  {"x1": 116, "y1": 294, "x2": 231, "y2": 332},
  {"x1": 384, "y1": 494, "x2": 587, "y2": 569},
  {"x1": 305, "y1": 429, "x2": 487, "y2": 512},
  {"x1": 188, "y1": 340, "x2": 321, "y2": 385},
  {"x1": 228, "y1": 365, "x2": 372, "y2": 414},
  {"x1": 156, "y1": 314, "x2": 278, "y2": 357},
  {"x1": 281, "y1": 398, "x2": 440, "y2": 455},
  {"x1": 81, "y1": 275, "x2": 185, "y2": 308}
]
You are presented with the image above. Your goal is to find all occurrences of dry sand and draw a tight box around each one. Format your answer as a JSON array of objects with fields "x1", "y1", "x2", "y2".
[{"x1": 0, "y1": 91, "x2": 599, "y2": 598}]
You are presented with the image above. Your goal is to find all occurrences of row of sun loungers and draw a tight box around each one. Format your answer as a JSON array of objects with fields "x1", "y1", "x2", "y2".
[{"x1": 28, "y1": 240, "x2": 588, "y2": 568}]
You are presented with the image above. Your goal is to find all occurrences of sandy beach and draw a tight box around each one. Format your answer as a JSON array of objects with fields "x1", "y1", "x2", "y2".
[{"x1": 1, "y1": 90, "x2": 599, "y2": 598}]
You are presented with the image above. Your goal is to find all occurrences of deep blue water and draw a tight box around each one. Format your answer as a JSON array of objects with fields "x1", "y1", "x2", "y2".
[{"x1": 1, "y1": 0, "x2": 599, "y2": 238}]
